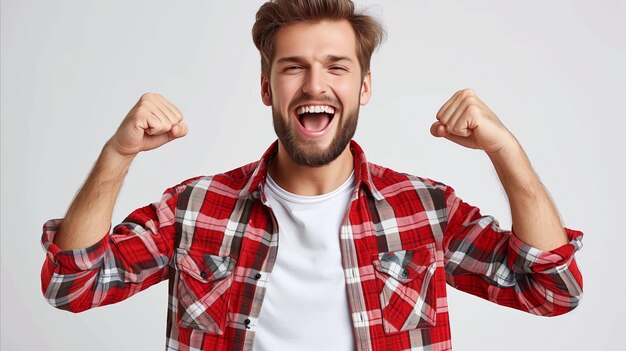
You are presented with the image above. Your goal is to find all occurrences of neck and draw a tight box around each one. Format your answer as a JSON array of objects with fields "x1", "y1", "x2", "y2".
[{"x1": 268, "y1": 142, "x2": 354, "y2": 196}]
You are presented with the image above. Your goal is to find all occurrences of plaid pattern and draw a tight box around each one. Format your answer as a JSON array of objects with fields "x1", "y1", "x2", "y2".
[{"x1": 41, "y1": 140, "x2": 584, "y2": 350}]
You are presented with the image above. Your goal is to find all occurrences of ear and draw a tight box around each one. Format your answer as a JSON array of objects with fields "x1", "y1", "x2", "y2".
[
  {"x1": 359, "y1": 70, "x2": 372, "y2": 106},
  {"x1": 261, "y1": 74, "x2": 272, "y2": 106}
]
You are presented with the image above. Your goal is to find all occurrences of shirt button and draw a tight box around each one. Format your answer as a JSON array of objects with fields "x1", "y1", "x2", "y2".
[
  {"x1": 244, "y1": 318, "x2": 251, "y2": 328},
  {"x1": 254, "y1": 273, "x2": 262, "y2": 280},
  {"x1": 200, "y1": 271, "x2": 207, "y2": 279}
]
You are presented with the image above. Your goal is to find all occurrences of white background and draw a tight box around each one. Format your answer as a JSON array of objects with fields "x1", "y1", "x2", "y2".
[{"x1": 2, "y1": 0, "x2": 625, "y2": 350}]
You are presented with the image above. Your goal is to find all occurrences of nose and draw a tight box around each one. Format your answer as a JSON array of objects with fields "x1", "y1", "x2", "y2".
[{"x1": 302, "y1": 65, "x2": 327, "y2": 95}]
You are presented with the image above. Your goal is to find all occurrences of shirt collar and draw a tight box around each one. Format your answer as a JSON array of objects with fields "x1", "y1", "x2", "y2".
[{"x1": 239, "y1": 139, "x2": 384, "y2": 202}]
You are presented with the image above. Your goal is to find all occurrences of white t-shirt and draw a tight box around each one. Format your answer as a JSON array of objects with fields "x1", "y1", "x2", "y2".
[{"x1": 252, "y1": 171, "x2": 356, "y2": 350}]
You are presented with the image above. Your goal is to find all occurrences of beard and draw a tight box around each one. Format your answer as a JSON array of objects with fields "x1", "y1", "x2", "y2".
[{"x1": 272, "y1": 102, "x2": 359, "y2": 168}]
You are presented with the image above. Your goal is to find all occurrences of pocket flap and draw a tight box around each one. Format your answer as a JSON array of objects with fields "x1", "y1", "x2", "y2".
[
  {"x1": 175, "y1": 248, "x2": 235, "y2": 283},
  {"x1": 373, "y1": 243, "x2": 436, "y2": 283}
]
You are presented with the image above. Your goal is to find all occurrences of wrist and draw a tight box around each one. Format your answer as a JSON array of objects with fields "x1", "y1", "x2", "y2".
[
  {"x1": 487, "y1": 138, "x2": 540, "y2": 192},
  {"x1": 97, "y1": 141, "x2": 136, "y2": 181},
  {"x1": 103, "y1": 139, "x2": 138, "y2": 163},
  {"x1": 485, "y1": 132, "x2": 521, "y2": 161}
]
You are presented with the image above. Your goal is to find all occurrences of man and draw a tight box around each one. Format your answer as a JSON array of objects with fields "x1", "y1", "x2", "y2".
[{"x1": 40, "y1": 0, "x2": 584, "y2": 350}]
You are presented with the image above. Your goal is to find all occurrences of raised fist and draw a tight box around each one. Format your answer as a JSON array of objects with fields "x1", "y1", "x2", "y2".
[{"x1": 108, "y1": 93, "x2": 188, "y2": 157}]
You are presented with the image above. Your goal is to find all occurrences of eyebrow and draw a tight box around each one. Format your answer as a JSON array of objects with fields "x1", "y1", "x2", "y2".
[{"x1": 275, "y1": 55, "x2": 354, "y2": 65}]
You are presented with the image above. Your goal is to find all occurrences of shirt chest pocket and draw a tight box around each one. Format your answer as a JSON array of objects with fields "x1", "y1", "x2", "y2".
[
  {"x1": 372, "y1": 243, "x2": 438, "y2": 333},
  {"x1": 174, "y1": 248, "x2": 236, "y2": 334}
]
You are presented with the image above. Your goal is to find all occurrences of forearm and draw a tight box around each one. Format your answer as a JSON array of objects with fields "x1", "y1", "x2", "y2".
[
  {"x1": 487, "y1": 138, "x2": 568, "y2": 251},
  {"x1": 54, "y1": 140, "x2": 136, "y2": 250}
]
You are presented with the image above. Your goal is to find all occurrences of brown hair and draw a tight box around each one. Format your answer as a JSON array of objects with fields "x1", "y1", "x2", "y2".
[{"x1": 252, "y1": 0, "x2": 386, "y2": 81}]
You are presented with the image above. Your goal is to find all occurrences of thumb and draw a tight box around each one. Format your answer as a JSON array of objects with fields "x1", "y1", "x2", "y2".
[
  {"x1": 430, "y1": 121, "x2": 447, "y2": 138},
  {"x1": 168, "y1": 122, "x2": 189, "y2": 140},
  {"x1": 430, "y1": 121, "x2": 474, "y2": 147}
]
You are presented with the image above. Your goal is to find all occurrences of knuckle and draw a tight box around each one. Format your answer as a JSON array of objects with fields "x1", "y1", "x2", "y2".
[
  {"x1": 141, "y1": 92, "x2": 162, "y2": 101},
  {"x1": 134, "y1": 105, "x2": 148, "y2": 115},
  {"x1": 461, "y1": 88, "x2": 475, "y2": 96},
  {"x1": 466, "y1": 104, "x2": 481, "y2": 115},
  {"x1": 138, "y1": 99, "x2": 152, "y2": 108}
]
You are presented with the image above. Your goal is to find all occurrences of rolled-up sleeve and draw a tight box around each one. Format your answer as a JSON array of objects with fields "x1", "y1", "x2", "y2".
[
  {"x1": 40, "y1": 178, "x2": 198, "y2": 313},
  {"x1": 42, "y1": 219, "x2": 111, "y2": 272},
  {"x1": 443, "y1": 185, "x2": 584, "y2": 317}
]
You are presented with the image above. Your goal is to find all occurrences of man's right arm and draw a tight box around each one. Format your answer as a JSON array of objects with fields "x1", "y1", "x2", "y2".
[
  {"x1": 54, "y1": 92, "x2": 188, "y2": 251},
  {"x1": 53, "y1": 142, "x2": 135, "y2": 250},
  {"x1": 41, "y1": 93, "x2": 189, "y2": 312}
]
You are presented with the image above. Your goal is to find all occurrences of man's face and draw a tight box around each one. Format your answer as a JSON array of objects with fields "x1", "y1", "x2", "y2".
[{"x1": 261, "y1": 20, "x2": 372, "y2": 167}]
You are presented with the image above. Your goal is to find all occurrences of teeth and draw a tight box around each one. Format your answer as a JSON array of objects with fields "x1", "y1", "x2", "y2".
[{"x1": 296, "y1": 105, "x2": 336, "y2": 115}]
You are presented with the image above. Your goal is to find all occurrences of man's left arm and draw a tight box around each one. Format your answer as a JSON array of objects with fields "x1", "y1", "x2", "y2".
[
  {"x1": 486, "y1": 134, "x2": 569, "y2": 250},
  {"x1": 432, "y1": 88, "x2": 568, "y2": 250},
  {"x1": 431, "y1": 88, "x2": 583, "y2": 315}
]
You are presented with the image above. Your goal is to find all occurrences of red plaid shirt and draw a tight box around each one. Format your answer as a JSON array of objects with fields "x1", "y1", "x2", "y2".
[{"x1": 41, "y1": 140, "x2": 584, "y2": 351}]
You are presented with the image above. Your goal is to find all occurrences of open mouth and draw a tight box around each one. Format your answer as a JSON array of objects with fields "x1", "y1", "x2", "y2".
[{"x1": 294, "y1": 104, "x2": 336, "y2": 133}]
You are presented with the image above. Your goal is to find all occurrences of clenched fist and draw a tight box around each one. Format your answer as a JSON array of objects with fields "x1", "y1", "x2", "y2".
[
  {"x1": 430, "y1": 88, "x2": 516, "y2": 155},
  {"x1": 107, "y1": 93, "x2": 188, "y2": 157}
]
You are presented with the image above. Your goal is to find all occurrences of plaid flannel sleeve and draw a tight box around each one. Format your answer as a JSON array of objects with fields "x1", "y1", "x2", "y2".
[
  {"x1": 442, "y1": 185, "x2": 584, "y2": 317},
  {"x1": 40, "y1": 179, "x2": 194, "y2": 313}
]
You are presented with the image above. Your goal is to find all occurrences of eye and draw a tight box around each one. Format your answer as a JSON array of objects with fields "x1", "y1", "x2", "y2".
[
  {"x1": 285, "y1": 66, "x2": 302, "y2": 71},
  {"x1": 330, "y1": 66, "x2": 348, "y2": 72}
]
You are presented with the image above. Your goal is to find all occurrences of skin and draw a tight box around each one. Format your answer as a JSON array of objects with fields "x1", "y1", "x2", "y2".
[
  {"x1": 431, "y1": 88, "x2": 568, "y2": 250},
  {"x1": 53, "y1": 94, "x2": 188, "y2": 249},
  {"x1": 261, "y1": 20, "x2": 371, "y2": 196},
  {"x1": 53, "y1": 20, "x2": 567, "y2": 253}
]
